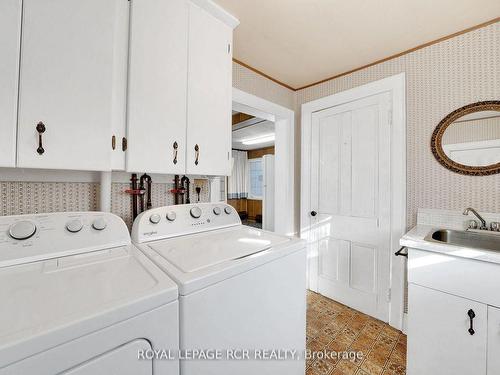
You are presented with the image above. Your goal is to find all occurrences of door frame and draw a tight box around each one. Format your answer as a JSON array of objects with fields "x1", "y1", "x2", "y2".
[
  {"x1": 232, "y1": 88, "x2": 295, "y2": 236},
  {"x1": 300, "y1": 73, "x2": 406, "y2": 330}
]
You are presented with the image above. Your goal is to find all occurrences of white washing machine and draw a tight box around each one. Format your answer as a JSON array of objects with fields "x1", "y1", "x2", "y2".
[
  {"x1": 0, "y1": 212, "x2": 179, "y2": 375},
  {"x1": 132, "y1": 203, "x2": 307, "y2": 375}
]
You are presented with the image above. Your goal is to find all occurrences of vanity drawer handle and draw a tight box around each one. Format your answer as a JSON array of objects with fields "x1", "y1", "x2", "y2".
[{"x1": 468, "y1": 309, "x2": 475, "y2": 335}]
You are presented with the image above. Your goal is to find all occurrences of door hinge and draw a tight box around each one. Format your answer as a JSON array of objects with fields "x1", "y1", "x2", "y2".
[
  {"x1": 228, "y1": 151, "x2": 230, "y2": 160},
  {"x1": 228, "y1": 44, "x2": 231, "y2": 54},
  {"x1": 386, "y1": 288, "x2": 391, "y2": 302}
]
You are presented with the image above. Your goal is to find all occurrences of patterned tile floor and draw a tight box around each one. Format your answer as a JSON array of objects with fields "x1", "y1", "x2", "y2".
[{"x1": 306, "y1": 291, "x2": 407, "y2": 375}]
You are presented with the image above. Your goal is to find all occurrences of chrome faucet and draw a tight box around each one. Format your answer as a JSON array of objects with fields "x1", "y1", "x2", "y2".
[{"x1": 463, "y1": 207, "x2": 487, "y2": 230}]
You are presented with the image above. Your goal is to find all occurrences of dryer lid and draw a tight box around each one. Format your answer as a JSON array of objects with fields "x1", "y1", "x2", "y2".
[{"x1": 148, "y1": 226, "x2": 291, "y2": 273}]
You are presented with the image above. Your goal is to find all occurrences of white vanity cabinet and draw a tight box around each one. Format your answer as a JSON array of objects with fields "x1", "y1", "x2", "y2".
[
  {"x1": 126, "y1": 0, "x2": 237, "y2": 175},
  {"x1": 0, "y1": 0, "x2": 22, "y2": 168},
  {"x1": 408, "y1": 284, "x2": 487, "y2": 375},
  {"x1": 17, "y1": 0, "x2": 128, "y2": 171},
  {"x1": 407, "y1": 248, "x2": 500, "y2": 375}
]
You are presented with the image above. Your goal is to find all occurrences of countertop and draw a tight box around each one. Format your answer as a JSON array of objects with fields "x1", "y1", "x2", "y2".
[{"x1": 400, "y1": 224, "x2": 500, "y2": 265}]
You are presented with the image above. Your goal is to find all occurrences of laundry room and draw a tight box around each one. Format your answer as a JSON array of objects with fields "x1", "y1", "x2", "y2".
[{"x1": 1, "y1": 0, "x2": 499, "y2": 374}]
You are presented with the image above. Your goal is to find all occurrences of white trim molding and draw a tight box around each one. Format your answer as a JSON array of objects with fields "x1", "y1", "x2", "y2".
[
  {"x1": 189, "y1": 0, "x2": 240, "y2": 29},
  {"x1": 232, "y1": 88, "x2": 296, "y2": 236},
  {"x1": 300, "y1": 73, "x2": 407, "y2": 330}
]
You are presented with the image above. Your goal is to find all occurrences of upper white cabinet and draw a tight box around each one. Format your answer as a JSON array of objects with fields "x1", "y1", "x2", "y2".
[
  {"x1": 186, "y1": 2, "x2": 233, "y2": 176},
  {"x1": 126, "y1": 0, "x2": 189, "y2": 174},
  {"x1": 17, "y1": 0, "x2": 128, "y2": 171},
  {"x1": 0, "y1": 0, "x2": 22, "y2": 168},
  {"x1": 127, "y1": 0, "x2": 237, "y2": 176}
]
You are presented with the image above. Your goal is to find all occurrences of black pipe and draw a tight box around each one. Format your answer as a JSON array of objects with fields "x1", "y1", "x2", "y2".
[
  {"x1": 130, "y1": 173, "x2": 138, "y2": 220},
  {"x1": 140, "y1": 173, "x2": 152, "y2": 211},
  {"x1": 174, "y1": 175, "x2": 180, "y2": 205},
  {"x1": 181, "y1": 175, "x2": 190, "y2": 204}
]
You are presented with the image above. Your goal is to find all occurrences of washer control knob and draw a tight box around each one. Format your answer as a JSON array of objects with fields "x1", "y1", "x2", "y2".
[
  {"x1": 92, "y1": 218, "x2": 107, "y2": 231},
  {"x1": 190, "y1": 207, "x2": 202, "y2": 219},
  {"x1": 213, "y1": 207, "x2": 221, "y2": 215},
  {"x1": 224, "y1": 206, "x2": 232, "y2": 215},
  {"x1": 66, "y1": 219, "x2": 83, "y2": 233},
  {"x1": 149, "y1": 214, "x2": 161, "y2": 224},
  {"x1": 9, "y1": 221, "x2": 37, "y2": 240},
  {"x1": 166, "y1": 211, "x2": 177, "y2": 222}
]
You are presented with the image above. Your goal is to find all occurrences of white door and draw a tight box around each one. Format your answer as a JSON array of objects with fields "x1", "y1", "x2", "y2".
[
  {"x1": 307, "y1": 92, "x2": 392, "y2": 320},
  {"x1": 0, "y1": 0, "x2": 21, "y2": 167},
  {"x1": 186, "y1": 2, "x2": 232, "y2": 176},
  {"x1": 408, "y1": 284, "x2": 487, "y2": 375},
  {"x1": 126, "y1": 0, "x2": 188, "y2": 174},
  {"x1": 488, "y1": 306, "x2": 500, "y2": 375},
  {"x1": 17, "y1": 0, "x2": 127, "y2": 171},
  {"x1": 262, "y1": 155, "x2": 275, "y2": 231}
]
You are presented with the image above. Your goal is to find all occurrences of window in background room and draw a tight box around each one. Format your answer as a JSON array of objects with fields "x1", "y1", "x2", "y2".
[{"x1": 248, "y1": 158, "x2": 263, "y2": 199}]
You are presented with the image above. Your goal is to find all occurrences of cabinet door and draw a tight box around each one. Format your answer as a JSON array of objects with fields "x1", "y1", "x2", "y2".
[
  {"x1": 126, "y1": 0, "x2": 188, "y2": 174},
  {"x1": 407, "y1": 284, "x2": 487, "y2": 375},
  {"x1": 17, "y1": 0, "x2": 126, "y2": 171},
  {"x1": 0, "y1": 0, "x2": 22, "y2": 167},
  {"x1": 488, "y1": 306, "x2": 500, "y2": 374},
  {"x1": 186, "y1": 3, "x2": 232, "y2": 176}
]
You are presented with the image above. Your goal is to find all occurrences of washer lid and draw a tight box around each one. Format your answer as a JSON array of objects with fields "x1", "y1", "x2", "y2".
[
  {"x1": 148, "y1": 226, "x2": 291, "y2": 273},
  {"x1": 0, "y1": 245, "x2": 177, "y2": 366}
]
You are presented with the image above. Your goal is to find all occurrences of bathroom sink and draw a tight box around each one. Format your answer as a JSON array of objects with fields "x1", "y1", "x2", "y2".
[{"x1": 426, "y1": 229, "x2": 500, "y2": 251}]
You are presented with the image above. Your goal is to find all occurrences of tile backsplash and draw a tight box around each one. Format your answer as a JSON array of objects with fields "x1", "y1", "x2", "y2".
[{"x1": 0, "y1": 180, "x2": 210, "y2": 229}]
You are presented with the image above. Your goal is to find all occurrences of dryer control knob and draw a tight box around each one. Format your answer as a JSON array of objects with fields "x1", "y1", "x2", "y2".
[
  {"x1": 149, "y1": 214, "x2": 161, "y2": 224},
  {"x1": 66, "y1": 219, "x2": 83, "y2": 233},
  {"x1": 213, "y1": 207, "x2": 221, "y2": 215},
  {"x1": 92, "y1": 218, "x2": 107, "y2": 231},
  {"x1": 166, "y1": 212, "x2": 177, "y2": 222},
  {"x1": 190, "y1": 207, "x2": 202, "y2": 219},
  {"x1": 9, "y1": 221, "x2": 36, "y2": 240},
  {"x1": 224, "y1": 206, "x2": 232, "y2": 215}
]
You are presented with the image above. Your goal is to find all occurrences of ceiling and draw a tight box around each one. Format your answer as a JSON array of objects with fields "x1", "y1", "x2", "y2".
[
  {"x1": 214, "y1": 0, "x2": 500, "y2": 89},
  {"x1": 232, "y1": 119, "x2": 275, "y2": 150}
]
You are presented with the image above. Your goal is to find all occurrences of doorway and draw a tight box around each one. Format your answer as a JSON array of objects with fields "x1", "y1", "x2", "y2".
[
  {"x1": 301, "y1": 74, "x2": 406, "y2": 329},
  {"x1": 224, "y1": 88, "x2": 295, "y2": 236},
  {"x1": 228, "y1": 112, "x2": 275, "y2": 230}
]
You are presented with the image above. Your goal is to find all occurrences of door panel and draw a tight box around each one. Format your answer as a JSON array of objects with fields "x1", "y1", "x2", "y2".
[
  {"x1": 17, "y1": 0, "x2": 126, "y2": 171},
  {"x1": 408, "y1": 284, "x2": 487, "y2": 375},
  {"x1": 310, "y1": 92, "x2": 392, "y2": 320},
  {"x1": 488, "y1": 305, "x2": 500, "y2": 375},
  {"x1": 186, "y1": 2, "x2": 232, "y2": 176},
  {"x1": 0, "y1": 0, "x2": 21, "y2": 167},
  {"x1": 126, "y1": 0, "x2": 188, "y2": 174}
]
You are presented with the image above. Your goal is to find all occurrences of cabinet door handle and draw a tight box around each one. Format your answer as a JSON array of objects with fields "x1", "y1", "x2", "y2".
[
  {"x1": 310, "y1": 211, "x2": 317, "y2": 217},
  {"x1": 36, "y1": 122, "x2": 46, "y2": 155},
  {"x1": 194, "y1": 144, "x2": 199, "y2": 165},
  {"x1": 173, "y1": 141, "x2": 178, "y2": 164},
  {"x1": 468, "y1": 309, "x2": 476, "y2": 335}
]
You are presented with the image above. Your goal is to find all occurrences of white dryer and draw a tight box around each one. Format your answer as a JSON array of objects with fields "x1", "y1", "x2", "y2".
[
  {"x1": 0, "y1": 212, "x2": 179, "y2": 375},
  {"x1": 132, "y1": 203, "x2": 307, "y2": 375}
]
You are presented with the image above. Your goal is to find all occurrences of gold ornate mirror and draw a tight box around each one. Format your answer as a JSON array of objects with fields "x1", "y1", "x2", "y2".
[{"x1": 431, "y1": 101, "x2": 500, "y2": 176}]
